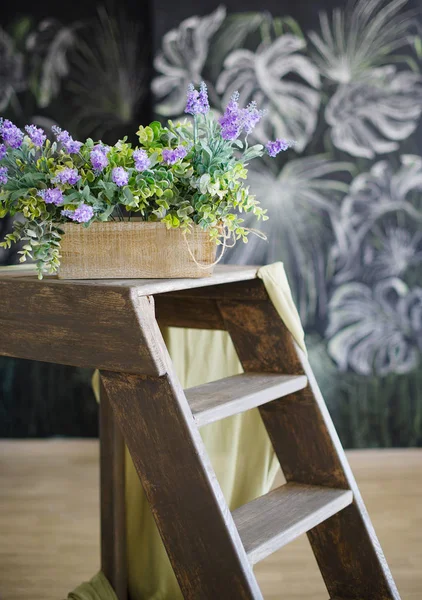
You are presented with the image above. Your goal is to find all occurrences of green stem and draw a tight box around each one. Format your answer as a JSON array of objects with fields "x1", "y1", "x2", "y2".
[{"x1": 193, "y1": 115, "x2": 198, "y2": 154}]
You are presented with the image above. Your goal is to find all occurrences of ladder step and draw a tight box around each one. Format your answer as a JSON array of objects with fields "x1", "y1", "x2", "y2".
[
  {"x1": 186, "y1": 373, "x2": 308, "y2": 427},
  {"x1": 232, "y1": 483, "x2": 353, "y2": 565}
]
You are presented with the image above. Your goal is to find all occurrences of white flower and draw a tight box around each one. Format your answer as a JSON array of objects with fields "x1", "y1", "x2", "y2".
[
  {"x1": 325, "y1": 67, "x2": 422, "y2": 159},
  {"x1": 216, "y1": 35, "x2": 321, "y2": 152},
  {"x1": 327, "y1": 278, "x2": 422, "y2": 376},
  {"x1": 152, "y1": 7, "x2": 226, "y2": 116}
]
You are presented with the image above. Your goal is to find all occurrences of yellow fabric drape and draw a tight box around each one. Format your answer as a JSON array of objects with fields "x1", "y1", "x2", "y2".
[
  {"x1": 69, "y1": 262, "x2": 305, "y2": 600},
  {"x1": 68, "y1": 572, "x2": 117, "y2": 600}
]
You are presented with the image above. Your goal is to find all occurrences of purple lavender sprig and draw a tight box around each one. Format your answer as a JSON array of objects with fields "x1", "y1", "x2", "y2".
[
  {"x1": 185, "y1": 82, "x2": 210, "y2": 116},
  {"x1": 25, "y1": 125, "x2": 47, "y2": 148},
  {"x1": 0, "y1": 144, "x2": 6, "y2": 160},
  {"x1": 112, "y1": 167, "x2": 129, "y2": 187},
  {"x1": 0, "y1": 119, "x2": 24, "y2": 149},
  {"x1": 61, "y1": 204, "x2": 94, "y2": 223},
  {"x1": 162, "y1": 146, "x2": 187, "y2": 165},
  {"x1": 51, "y1": 126, "x2": 83, "y2": 154},
  {"x1": 53, "y1": 167, "x2": 81, "y2": 186},
  {"x1": 0, "y1": 166, "x2": 8, "y2": 185},
  {"x1": 265, "y1": 139, "x2": 295, "y2": 157},
  {"x1": 219, "y1": 92, "x2": 240, "y2": 141},
  {"x1": 133, "y1": 148, "x2": 151, "y2": 171},
  {"x1": 219, "y1": 93, "x2": 264, "y2": 141},
  {"x1": 90, "y1": 145, "x2": 109, "y2": 172},
  {"x1": 241, "y1": 102, "x2": 264, "y2": 135},
  {"x1": 38, "y1": 188, "x2": 64, "y2": 206}
]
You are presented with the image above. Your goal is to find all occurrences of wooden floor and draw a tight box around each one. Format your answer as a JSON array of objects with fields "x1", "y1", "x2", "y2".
[{"x1": 0, "y1": 441, "x2": 421, "y2": 600}]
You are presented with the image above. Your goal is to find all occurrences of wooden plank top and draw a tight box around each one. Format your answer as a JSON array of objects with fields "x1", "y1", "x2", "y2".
[
  {"x1": 0, "y1": 264, "x2": 260, "y2": 296},
  {"x1": 233, "y1": 483, "x2": 353, "y2": 565}
]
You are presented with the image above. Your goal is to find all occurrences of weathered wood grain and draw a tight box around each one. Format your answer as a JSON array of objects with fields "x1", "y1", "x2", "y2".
[
  {"x1": 186, "y1": 373, "x2": 308, "y2": 427},
  {"x1": 58, "y1": 222, "x2": 216, "y2": 279},
  {"x1": 159, "y1": 278, "x2": 269, "y2": 301},
  {"x1": 233, "y1": 483, "x2": 353, "y2": 565},
  {"x1": 219, "y1": 291, "x2": 401, "y2": 600},
  {"x1": 0, "y1": 264, "x2": 259, "y2": 295},
  {"x1": 0, "y1": 279, "x2": 165, "y2": 375},
  {"x1": 155, "y1": 296, "x2": 226, "y2": 330},
  {"x1": 99, "y1": 382, "x2": 127, "y2": 600},
  {"x1": 100, "y1": 319, "x2": 263, "y2": 600}
]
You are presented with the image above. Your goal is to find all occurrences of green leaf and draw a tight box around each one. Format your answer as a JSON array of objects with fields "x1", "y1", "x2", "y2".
[{"x1": 199, "y1": 173, "x2": 211, "y2": 194}]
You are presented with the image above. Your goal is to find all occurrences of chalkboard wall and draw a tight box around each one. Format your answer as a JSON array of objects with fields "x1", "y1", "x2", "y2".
[{"x1": 1, "y1": 0, "x2": 421, "y2": 446}]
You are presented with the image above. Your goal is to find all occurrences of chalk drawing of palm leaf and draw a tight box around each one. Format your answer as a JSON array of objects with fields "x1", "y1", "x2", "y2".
[
  {"x1": 325, "y1": 67, "x2": 422, "y2": 158},
  {"x1": 67, "y1": 8, "x2": 148, "y2": 138},
  {"x1": 226, "y1": 156, "x2": 351, "y2": 322},
  {"x1": 207, "y1": 12, "x2": 268, "y2": 80},
  {"x1": 216, "y1": 35, "x2": 321, "y2": 152},
  {"x1": 0, "y1": 27, "x2": 25, "y2": 111},
  {"x1": 26, "y1": 19, "x2": 78, "y2": 108},
  {"x1": 333, "y1": 155, "x2": 422, "y2": 283},
  {"x1": 361, "y1": 227, "x2": 422, "y2": 280},
  {"x1": 153, "y1": 7, "x2": 226, "y2": 116},
  {"x1": 327, "y1": 278, "x2": 422, "y2": 376},
  {"x1": 309, "y1": 0, "x2": 417, "y2": 84}
]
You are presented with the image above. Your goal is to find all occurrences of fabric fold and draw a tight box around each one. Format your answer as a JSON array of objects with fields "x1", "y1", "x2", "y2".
[
  {"x1": 258, "y1": 262, "x2": 306, "y2": 354},
  {"x1": 68, "y1": 572, "x2": 117, "y2": 600}
]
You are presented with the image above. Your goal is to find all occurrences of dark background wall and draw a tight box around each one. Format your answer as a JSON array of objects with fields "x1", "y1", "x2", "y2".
[{"x1": 1, "y1": 0, "x2": 421, "y2": 447}]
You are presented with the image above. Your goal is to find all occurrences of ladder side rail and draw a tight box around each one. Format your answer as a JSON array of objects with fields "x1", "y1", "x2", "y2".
[
  {"x1": 100, "y1": 300, "x2": 263, "y2": 600},
  {"x1": 218, "y1": 288, "x2": 400, "y2": 600}
]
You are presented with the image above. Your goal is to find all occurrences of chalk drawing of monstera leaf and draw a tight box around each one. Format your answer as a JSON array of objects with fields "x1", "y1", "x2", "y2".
[
  {"x1": 26, "y1": 19, "x2": 77, "y2": 109},
  {"x1": 226, "y1": 156, "x2": 351, "y2": 322},
  {"x1": 325, "y1": 67, "x2": 422, "y2": 158},
  {"x1": 327, "y1": 278, "x2": 422, "y2": 376},
  {"x1": 333, "y1": 155, "x2": 422, "y2": 283},
  {"x1": 309, "y1": 0, "x2": 416, "y2": 84},
  {"x1": 153, "y1": 7, "x2": 226, "y2": 116},
  {"x1": 361, "y1": 227, "x2": 422, "y2": 281},
  {"x1": 0, "y1": 27, "x2": 25, "y2": 111},
  {"x1": 216, "y1": 35, "x2": 321, "y2": 152}
]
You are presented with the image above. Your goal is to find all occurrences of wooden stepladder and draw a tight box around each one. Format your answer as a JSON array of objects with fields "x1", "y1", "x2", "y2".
[{"x1": 0, "y1": 266, "x2": 400, "y2": 600}]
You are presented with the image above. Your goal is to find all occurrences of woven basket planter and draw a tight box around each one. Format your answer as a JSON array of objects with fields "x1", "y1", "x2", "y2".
[{"x1": 57, "y1": 221, "x2": 217, "y2": 279}]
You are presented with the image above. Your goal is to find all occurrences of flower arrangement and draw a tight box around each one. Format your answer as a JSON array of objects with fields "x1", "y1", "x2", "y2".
[{"x1": 0, "y1": 82, "x2": 293, "y2": 278}]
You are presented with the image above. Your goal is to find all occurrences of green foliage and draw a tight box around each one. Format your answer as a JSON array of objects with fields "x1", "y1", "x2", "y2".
[{"x1": 0, "y1": 109, "x2": 269, "y2": 278}]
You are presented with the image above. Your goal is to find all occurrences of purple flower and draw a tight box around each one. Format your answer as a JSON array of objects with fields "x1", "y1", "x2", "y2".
[
  {"x1": 38, "y1": 188, "x2": 64, "y2": 206},
  {"x1": 65, "y1": 139, "x2": 83, "y2": 154},
  {"x1": 51, "y1": 126, "x2": 82, "y2": 154},
  {"x1": 265, "y1": 138, "x2": 295, "y2": 157},
  {"x1": 62, "y1": 204, "x2": 94, "y2": 223},
  {"x1": 219, "y1": 92, "x2": 241, "y2": 141},
  {"x1": 0, "y1": 119, "x2": 24, "y2": 149},
  {"x1": 25, "y1": 124, "x2": 46, "y2": 147},
  {"x1": 90, "y1": 146, "x2": 109, "y2": 172},
  {"x1": 133, "y1": 148, "x2": 150, "y2": 171},
  {"x1": 219, "y1": 93, "x2": 264, "y2": 141},
  {"x1": 0, "y1": 144, "x2": 6, "y2": 160},
  {"x1": 112, "y1": 166, "x2": 129, "y2": 187},
  {"x1": 198, "y1": 82, "x2": 210, "y2": 114},
  {"x1": 185, "y1": 82, "x2": 209, "y2": 116},
  {"x1": 162, "y1": 146, "x2": 187, "y2": 165},
  {"x1": 53, "y1": 167, "x2": 81, "y2": 186},
  {"x1": 52, "y1": 126, "x2": 71, "y2": 144},
  {"x1": 240, "y1": 102, "x2": 264, "y2": 135},
  {"x1": 0, "y1": 166, "x2": 8, "y2": 185}
]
